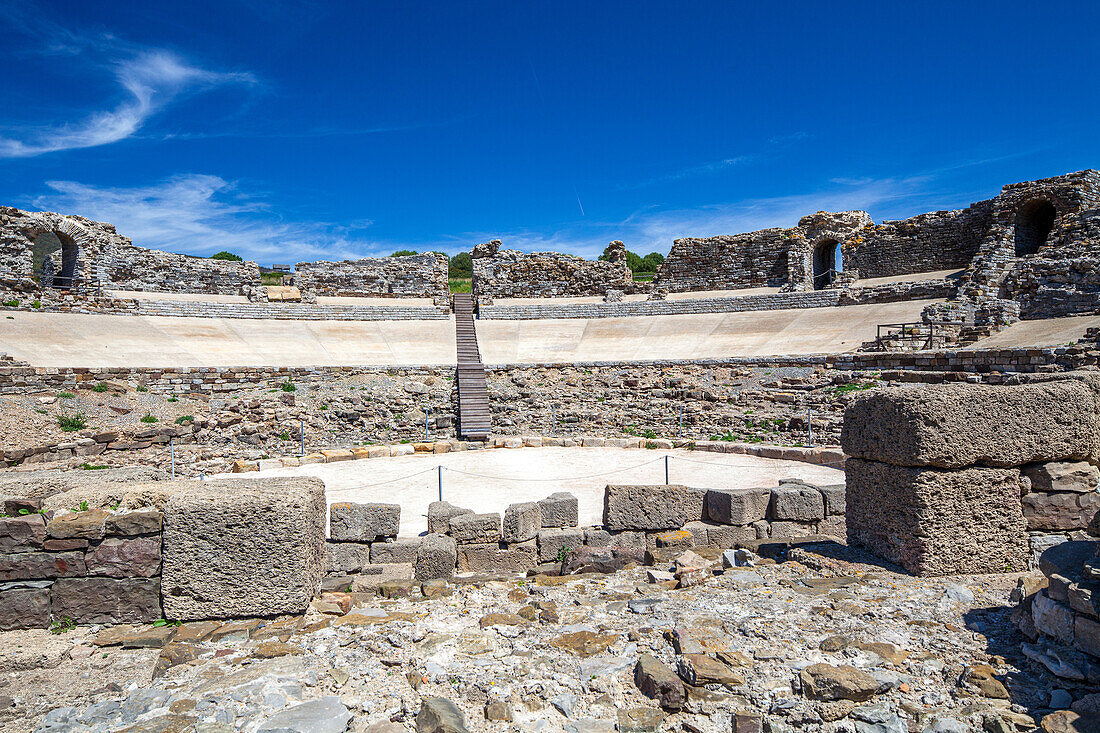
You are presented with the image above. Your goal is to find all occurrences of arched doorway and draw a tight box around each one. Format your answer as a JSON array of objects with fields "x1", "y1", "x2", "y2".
[
  {"x1": 1014, "y1": 199, "x2": 1056, "y2": 257},
  {"x1": 812, "y1": 239, "x2": 840, "y2": 290},
  {"x1": 32, "y1": 231, "x2": 79, "y2": 288}
]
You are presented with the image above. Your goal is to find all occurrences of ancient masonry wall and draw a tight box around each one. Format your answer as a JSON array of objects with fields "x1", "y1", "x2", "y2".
[
  {"x1": 0, "y1": 206, "x2": 260, "y2": 295},
  {"x1": 295, "y1": 253, "x2": 449, "y2": 300},
  {"x1": 471, "y1": 240, "x2": 634, "y2": 301}
]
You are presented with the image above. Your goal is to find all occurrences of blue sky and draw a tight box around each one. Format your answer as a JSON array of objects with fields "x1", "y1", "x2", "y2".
[{"x1": 1, "y1": 1, "x2": 1097, "y2": 264}]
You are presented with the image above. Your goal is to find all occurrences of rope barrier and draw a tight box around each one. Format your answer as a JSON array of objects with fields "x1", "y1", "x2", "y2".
[{"x1": 338, "y1": 465, "x2": 440, "y2": 490}]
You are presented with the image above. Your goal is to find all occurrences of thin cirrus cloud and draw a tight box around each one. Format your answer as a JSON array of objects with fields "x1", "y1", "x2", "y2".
[
  {"x1": 0, "y1": 50, "x2": 256, "y2": 158},
  {"x1": 33, "y1": 175, "x2": 383, "y2": 263}
]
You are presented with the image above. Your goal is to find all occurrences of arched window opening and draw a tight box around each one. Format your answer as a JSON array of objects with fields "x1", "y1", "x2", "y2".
[
  {"x1": 1014, "y1": 199, "x2": 1056, "y2": 257},
  {"x1": 812, "y1": 239, "x2": 840, "y2": 290}
]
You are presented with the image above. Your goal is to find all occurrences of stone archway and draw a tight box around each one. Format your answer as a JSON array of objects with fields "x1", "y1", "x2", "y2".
[
  {"x1": 1014, "y1": 198, "x2": 1056, "y2": 257},
  {"x1": 27, "y1": 216, "x2": 94, "y2": 290},
  {"x1": 812, "y1": 239, "x2": 840, "y2": 290}
]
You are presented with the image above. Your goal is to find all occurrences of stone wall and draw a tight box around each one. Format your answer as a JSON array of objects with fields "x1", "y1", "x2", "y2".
[
  {"x1": 471, "y1": 239, "x2": 634, "y2": 301},
  {"x1": 0, "y1": 206, "x2": 260, "y2": 296},
  {"x1": 654, "y1": 229, "x2": 791, "y2": 292},
  {"x1": 295, "y1": 253, "x2": 449, "y2": 300}
]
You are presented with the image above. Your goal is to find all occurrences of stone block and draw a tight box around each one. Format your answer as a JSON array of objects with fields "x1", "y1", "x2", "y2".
[
  {"x1": 104, "y1": 510, "x2": 162, "y2": 536},
  {"x1": 1075, "y1": 615, "x2": 1100, "y2": 658},
  {"x1": 538, "y1": 528, "x2": 585, "y2": 562},
  {"x1": 326, "y1": 542, "x2": 372, "y2": 574},
  {"x1": 705, "y1": 488, "x2": 771, "y2": 525},
  {"x1": 583, "y1": 528, "x2": 613, "y2": 547},
  {"x1": 0, "y1": 550, "x2": 85, "y2": 580},
  {"x1": 449, "y1": 512, "x2": 501, "y2": 544},
  {"x1": 503, "y1": 502, "x2": 541, "y2": 543},
  {"x1": 46, "y1": 509, "x2": 109, "y2": 540},
  {"x1": 817, "y1": 515, "x2": 847, "y2": 540},
  {"x1": 51, "y1": 577, "x2": 161, "y2": 624},
  {"x1": 1024, "y1": 461, "x2": 1100, "y2": 493},
  {"x1": 1023, "y1": 491, "x2": 1100, "y2": 531},
  {"x1": 603, "y1": 484, "x2": 706, "y2": 531},
  {"x1": 769, "y1": 485, "x2": 825, "y2": 521},
  {"x1": 415, "y1": 533, "x2": 457, "y2": 581},
  {"x1": 457, "y1": 541, "x2": 538, "y2": 573},
  {"x1": 348, "y1": 563, "x2": 414, "y2": 591},
  {"x1": 161, "y1": 477, "x2": 326, "y2": 620},
  {"x1": 841, "y1": 380, "x2": 1100, "y2": 468},
  {"x1": 427, "y1": 501, "x2": 472, "y2": 535},
  {"x1": 704, "y1": 523, "x2": 758, "y2": 548},
  {"x1": 845, "y1": 459, "x2": 1028, "y2": 576},
  {"x1": 85, "y1": 537, "x2": 161, "y2": 578},
  {"x1": 0, "y1": 586, "x2": 50, "y2": 630},
  {"x1": 329, "y1": 502, "x2": 400, "y2": 541},
  {"x1": 370, "y1": 538, "x2": 422, "y2": 565},
  {"x1": 769, "y1": 521, "x2": 814, "y2": 537},
  {"x1": 538, "y1": 492, "x2": 579, "y2": 528},
  {"x1": 0, "y1": 514, "x2": 46, "y2": 553},
  {"x1": 819, "y1": 484, "x2": 846, "y2": 515},
  {"x1": 1033, "y1": 590, "x2": 1075, "y2": 644}
]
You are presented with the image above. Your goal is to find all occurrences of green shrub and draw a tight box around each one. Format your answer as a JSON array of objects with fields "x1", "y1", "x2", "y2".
[
  {"x1": 2, "y1": 299, "x2": 18, "y2": 307},
  {"x1": 136, "y1": 385, "x2": 148, "y2": 393},
  {"x1": 281, "y1": 380, "x2": 296, "y2": 392},
  {"x1": 167, "y1": 397, "x2": 177, "y2": 403},
  {"x1": 49, "y1": 617, "x2": 76, "y2": 634},
  {"x1": 81, "y1": 463, "x2": 108, "y2": 470},
  {"x1": 449, "y1": 278, "x2": 471, "y2": 293},
  {"x1": 92, "y1": 382, "x2": 109, "y2": 393},
  {"x1": 32, "y1": 300, "x2": 41, "y2": 309},
  {"x1": 57, "y1": 414, "x2": 87, "y2": 431},
  {"x1": 140, "y1": 413, "x2": 158, "y2": 423},
  {"x1": 174, "y1": 415, "x2": 194, "y2": 425},
  {"x1": 57, "y1": 392, "x2": 75, "y2": 399},
  {"x1": 279, "y1": 431, "x2": 291, "y2": 441},
  {"x1": 211, "y1": 251, "x2": 243, "y2": 261}
]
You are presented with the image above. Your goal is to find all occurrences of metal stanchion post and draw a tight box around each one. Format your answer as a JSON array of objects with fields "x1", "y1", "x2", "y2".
[
  {"x1": 299, "y1": 418, "x2": 305, "y2": 456},
  {"x1": 437, "y1": 465, "x2": 443, "y2": 502},
  {"x1": 170, "y1": 438, "x2": 175, "y2": 479},
  {"x1": 665, "y1": 454, "x2": 670, "y2": 485},
  {"x1": 678, "y1": 404, "x2": 683, "y2": 439},
  {"x1": 425, "y1": 411, "x2": 429, "y2": 442},
  {"x1": 807, "y1": 406, "x2": 813, "y2": 447},
  {"x1": 551, "y1": 404, "x2": 556, "y2": 437}
]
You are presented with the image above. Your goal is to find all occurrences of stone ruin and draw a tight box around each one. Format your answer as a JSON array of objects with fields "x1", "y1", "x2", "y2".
[
  {"x1": 656, "y1": 169, "x2": 1100, "y2": 323},
  {"x1": 294, "y1": 253, "x2": 450, "y2": 302},
  {"x1": 471, "y1": 238, "x2": 635, "y2": 302},
  {"x1": 0, "y1": 206, "x2": 262, "y2": 297}
]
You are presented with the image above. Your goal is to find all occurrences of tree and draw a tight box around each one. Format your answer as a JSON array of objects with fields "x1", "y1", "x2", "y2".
[
  {"x1": 390, "y1": 250, "x2": 419, "y2": 257},
  {"x1": 641, "y1": 252, "x2": 665, "y2": 272},
  {"x1": 211, "y1": 251, "x2": 243, "y2": 261},
  {"x1": 449, "y1": 252, "x2": 472, "y2": 278}
]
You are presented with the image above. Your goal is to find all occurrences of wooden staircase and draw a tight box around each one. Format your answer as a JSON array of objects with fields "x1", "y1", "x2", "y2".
[{"x1": 453, "y1": 294, "x2": 491, "y2": 440}]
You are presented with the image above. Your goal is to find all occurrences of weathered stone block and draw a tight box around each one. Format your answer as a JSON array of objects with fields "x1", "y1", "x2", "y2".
[
  {"x1": 841, "y1": 381, "x2": 1100, "y2": 468},
  {"x1": 819, "y1": 484, "x2": 846, "y2": 515},
  {"x1": 162, "y1": 478, "x2": 326, "y2": 620},
  {"x1": 583, "y1": 528, "x2": 613, "y2": 547},
  {"x1": 449, "y1": 513, "x2": 501, "y2": 544},
  {"x1": 415, "y1": 533, "x2": 457, "y2": 581},
  {"x1": 328, "y1": 502, "x2": 399, "y2": 541},
  {"x1": 769, "y1": 521, "x2": 814, "y2": 537},
  {"x1": 51, "y1": 577, "x2": 161, "y2": 624},
  {"x1": 703, "y1": 523, "x2": 758, "y2": 548},
  {"x1": 105, "y1": 510, "x2": 163, "y2": 536},
  {"x1": 0, "y1": 550, "x2": 85, "y2": 580},
  {"x1": 769, "y1": 485, "x2": 825, "y2": 521},
  {"x1": 503, "y1": 502, "x2": 542, "y2": 543},
  {"x1": 326, "y1": 542, "x2": 372, "y2": 574},
  {"x1": 538, "y1": 528, "x2": 585, "y2": 562},
  {"x1": 0, "y1": 586, "x2": 50, "y2": 630},
  {"x1": 0, "y1": 514, "x2": 46, "y2": 553},
  {"x1": 817, "y1": 515, "x2": 847, "y2": 540},
  {"x1": 705, "y1": 488, "x2": 771, "y2": 525},
  {"x1": 457, "y1": 541, "x2": 538, "y2": 573},
  {"x1": 1033, "y1": 590, "x2": 1075, "y2": 644},
  {"x1": 1023, "y1": 491, "x2": 1100, "y2": 531},
  {"x1": 603, "y1": 485, "x2": 706, "y2": 531},
  {"x1": 85, "y1": 537, "x2": 161, "y2": 577},
  {"x1": 845, "y1": 459, "x2": 1028, "y2": 576},
  {"x1": 1024, "y1": 461, "x2": 1100, "y2": 494},
  {"x1": 370, "y1": 538, "x2": 422, "y2": 565},
  {"x1": 538, "y1": 492, "x2": 579, "y2": 528},
  {"x1": 1075, "y1": 614, "x2": 1100, "y2": 658},
  {"x1": 47, "y1": 509, "x2": 110, "y2": 540},
  {"x1": 427, "y1": 501, "x2": 472, "y2": 535}
]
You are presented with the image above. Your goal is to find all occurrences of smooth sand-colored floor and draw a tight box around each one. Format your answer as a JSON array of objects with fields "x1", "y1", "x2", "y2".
[
  {"x1": 0, "y1": 312, "x2": 457, "y2": 367},
  {"x1": 972, "y1": 314, "x2": 1100, "y2": 348},
  {"x1": 475, "y1": 299, "x2": 939, "y2": 364},
  {"x1": 224, "y1": 446, "x2": 845, "y2": 537}
]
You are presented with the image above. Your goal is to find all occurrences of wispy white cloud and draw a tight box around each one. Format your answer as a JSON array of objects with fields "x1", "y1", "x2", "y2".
[
  {"x1": 32, "y1": 175, "x2": 388, "y2": 263},
  {"x1": 622, "y1": 155, "x2": 753, "y2": 190},
  {"x1": 0, "y1": 50, "x2": 255, "y2": 158}
]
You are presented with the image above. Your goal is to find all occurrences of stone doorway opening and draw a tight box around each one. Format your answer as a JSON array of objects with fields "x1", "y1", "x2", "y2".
[
  {"x1": 33, "y1": 231, "x2": 79, "y2": 288},
  {"x1": 812, "y1": 240, "x2": 839, "y2": 290},
  {"x1": 1014, "y1": 198, "x2": 1056, "y2": 257}
]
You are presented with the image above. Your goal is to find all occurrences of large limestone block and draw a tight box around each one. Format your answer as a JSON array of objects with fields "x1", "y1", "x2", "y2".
[
  {"x1": 502, "y1": 502, "x2": 541, "y2": 543},
  {"x1": 162, "y1": 477, "x2": 326, "y2": 620},
  {"x1": 329, "y1": 502, "x2": 399, "y2": 541},
  {"x1": 841, "y1": 381, "x2": 1100, "y2": 468},
  {"x1": 845, "y1": 459, "x2": 1028, "y2": 576},
  {"x1": 705, "y1": 488, "x2": 770, "y2": 525},
  {"x1": 604, "y1": 485, "x2": 706, "y2": 531}
]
